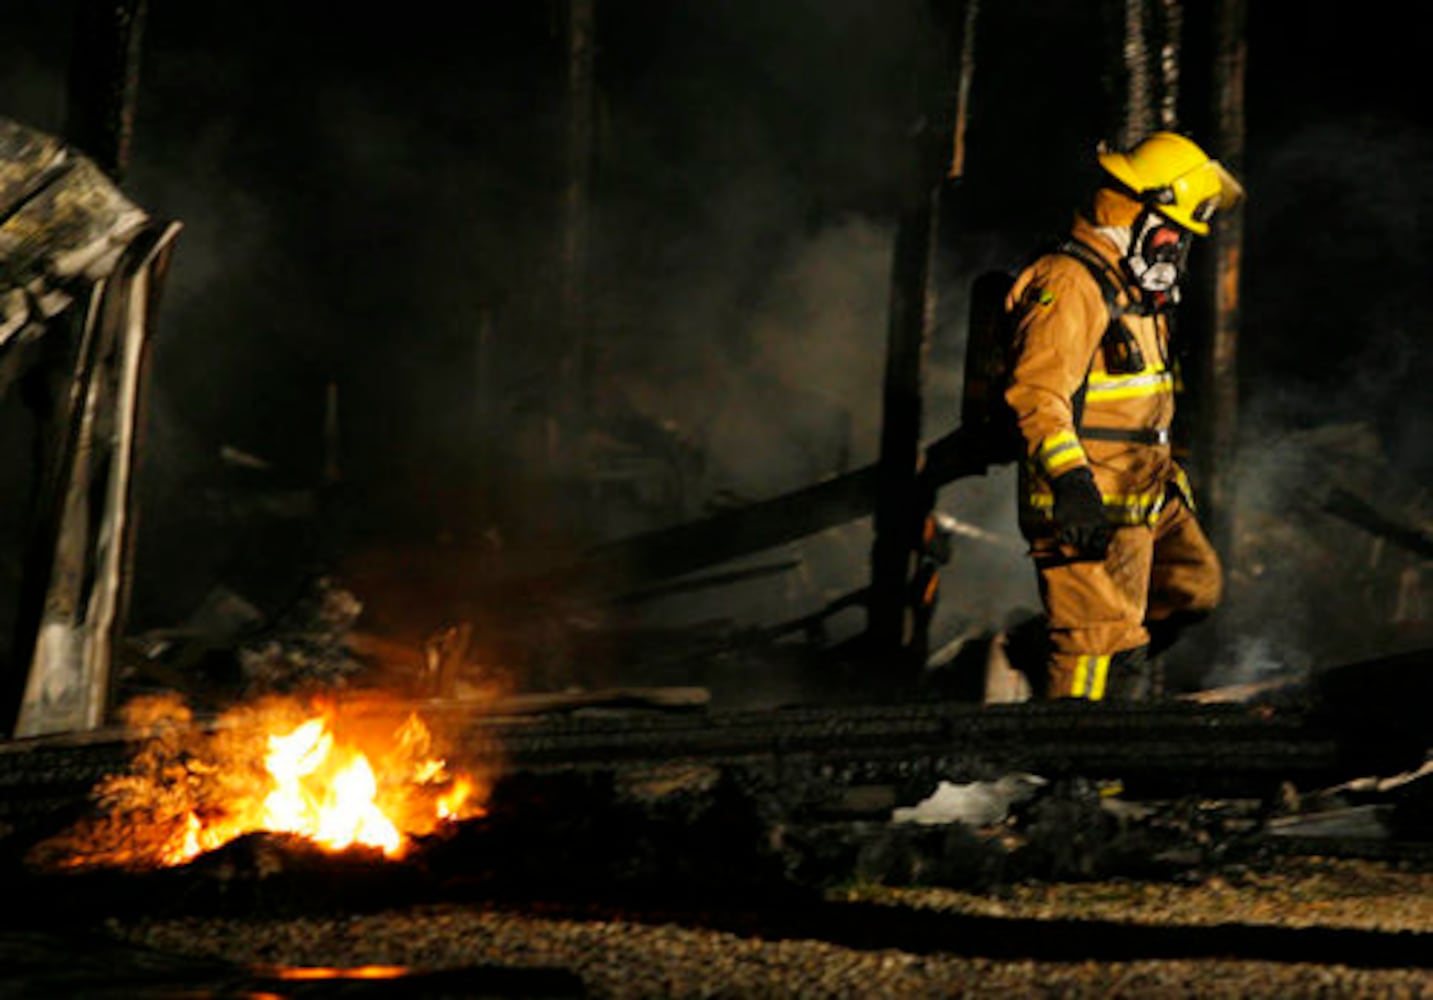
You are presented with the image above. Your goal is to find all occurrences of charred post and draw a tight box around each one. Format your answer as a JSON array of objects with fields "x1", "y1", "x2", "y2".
[
  {"x1": 867, "y1": 183, "x2": 940, "y2": 663},
  {"x1": 472, "y1": 306, "x2": 496, "y2": 517},
  {"x1": 64, "y1": 0, "x2": 148, "y2": 182},
  {"x1": 1121, "y1": 0, "x2": 1155, "y2": 145},
  {"x1": 557, "y1": 0, "x2": 596, "y2": 453},
  {"x1": 14, "y1": 221, "x2": 182, "y2": 738},
  {"x1": 112, "y1": 232, "x2": 179, "y2": 687},
  {"x1": 1200, "y1": 0, "x2": 1246, "y2": 560},
  {"x1": 0, "y1": 118, "x2": 181, "y2": 737},
  {"x1": 1157, "y1": 0, "x2": 1184, "y2": 129},
  {"x1": 1106, "y1": 0, "x2": 1183, "y2": 141},
  {"x1": 946, "y1": 0, "x2": 980, "y2": 182},
  {"x1": 867, "y1": 1, "x2": 972, "y2": 669}
]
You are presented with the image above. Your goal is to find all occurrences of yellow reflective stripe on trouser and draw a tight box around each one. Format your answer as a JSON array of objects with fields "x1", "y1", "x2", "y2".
[
  {"x1": 1038, "y1": 430, "x2": 1085, "y2": 475},
  {"x1": 1171, "y1": 465, "x2": 1196, "y2": 510},
  {"x1": 1101, "y1": 490, "x2": 1167, "y2": 525},
  {"x1": 1071, "y1": 655, "x2": 1113, "y2": 700},
  {"x1": 1085, "y1": 370, "x2": 1174, "y2": 402},
  {"x1": 1026, "y1": 489, "x2": 1166, "y2": 525}
]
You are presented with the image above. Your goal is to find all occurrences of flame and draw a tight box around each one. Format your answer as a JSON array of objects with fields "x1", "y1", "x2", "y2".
[
  {"x1": 437, "y1": 776, "x2": 474, "y2": 820},
  {"x1": 258, "y1": 717, "x2": 403, "y2": 857},
  {"x1": 36, "y1": 694, "x2": 490, "y2": 870}
]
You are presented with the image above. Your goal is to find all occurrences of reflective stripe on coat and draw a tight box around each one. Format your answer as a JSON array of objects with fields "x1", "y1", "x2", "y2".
[{"x1": 1004, "y1": 216, "x2": 1193, "y2": 531}]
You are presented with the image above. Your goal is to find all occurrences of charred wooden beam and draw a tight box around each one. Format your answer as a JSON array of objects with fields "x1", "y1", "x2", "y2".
[
  {"x1": 868, "y1": 0, "x2": 974, "y2": 667},
  {"x1": 1, "y1": 119, "x2": 181, "y2": 737},
  {"x1": 945, "y1": 0, "x2": 979, "y2": 182},
  {"x1": 612, "y1": 559, "x2": 801, "y2": 607},
  {"x1": 65, "y1": 0, "x2": 148, "y2": 182},
  {"x1": 14, "y1": 221, "x2": 182, "y2": 738},
  {"x1": 1321, "y1": 488, "x2": 1433, "y2": 560},
  {"x1": 463, "y1": 700, "x2": 1349, "y2": 793},
  {"x1": 538, "y1": 424, "x2": 992, "y2": 603},
  {"x1": 868, "y1": 193, "x2": 941, "y2": 660},
  {"x1": 557, "y1": 0, "x2": 596, "y2": 442},
  {"x1": 5, "y1": 650, "x2": 1429, "y2": 841},
  {"x1": 0, "y1": 698, "x2": 1375, "y2": 842},
  {"x1": 1199, "y1": 0, "x2": 1246, "y2": 560},
  {"x1": 113, "y1": 226, "x2": 178, "y2": 687}
]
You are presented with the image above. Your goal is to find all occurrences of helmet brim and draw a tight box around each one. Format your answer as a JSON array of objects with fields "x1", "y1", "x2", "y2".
[
  {"x1": 1098, "y1": 146, "x2": 1245, "y2": 236},
  {"x1": 1210, "y1": 159, "x2": 1245, "y2": 210}
]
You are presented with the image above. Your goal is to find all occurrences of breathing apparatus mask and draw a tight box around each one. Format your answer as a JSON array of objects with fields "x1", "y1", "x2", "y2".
[{"x1": 1123, "y1": 208, "x2": 1192, "y2": 296}]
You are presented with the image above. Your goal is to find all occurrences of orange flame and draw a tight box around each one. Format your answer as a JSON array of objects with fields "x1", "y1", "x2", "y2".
[
  {"x1": 36, "y1": 694, "x2": 489, "y2": 871},
  {"x1": 255, "y1": 716, "x2": 402, "y2": 857}
]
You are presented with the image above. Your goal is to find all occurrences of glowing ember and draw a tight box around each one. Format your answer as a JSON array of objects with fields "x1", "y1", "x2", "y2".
[{"x1": 34, "y1": 694, "x2": 489, "y2": 870}]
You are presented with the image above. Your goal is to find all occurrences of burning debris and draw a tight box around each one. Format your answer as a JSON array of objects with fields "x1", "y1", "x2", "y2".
[
  {"x1": 10, "y1": 646, "x2": 1432, "y2": 885},
  {"x1": 28, "y1": 693, "x2": 488, "y2": 871}
]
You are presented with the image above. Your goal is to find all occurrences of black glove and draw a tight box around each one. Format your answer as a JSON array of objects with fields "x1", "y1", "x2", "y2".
[{"x1": 1050, "y1": 466, "x2": 1112, "y2": 559}]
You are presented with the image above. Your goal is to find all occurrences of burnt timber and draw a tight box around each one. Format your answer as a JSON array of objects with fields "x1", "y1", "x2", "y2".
[
  {"x1": 509, "y1": 423, "x2": 996, "y2": 604},
  {"x1": 1, "y1": 649, "x2": 1428, "y2": 845}
]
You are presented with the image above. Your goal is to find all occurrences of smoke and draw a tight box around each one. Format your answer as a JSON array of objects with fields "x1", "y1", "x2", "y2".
[
  {"x1": 101, "y1": 6, "x2": 579, "y2": 626},
  {"x1": 1211, "y1": 416, "x2": 1431, "y2": 689},
  {"x1": 1204, "y1": 634, "x2": 1307, "y2": 691},
  {"x1": 1244, "y1": 118, "x2": 1432, "y2": 409},
  {"x1": 537, "y1": 1, "x2": 949, "y2": 642},
  {"x1": 2, "y1": 2, "x2": 1424, "y2": 695},
  {"x1": 574, "y1": 0, "x2": 1056, "y2": 645},
  {"x1": 108, "y1": 1, "x2": 960, "y2": 655},
  {"x1": 1200, "y1": 116, "x2": 1433, "y2": 688},
  {"x1": 697, "y1": 215, "x2": 892, "y2": 495},
  {"x1": 123, "y1": 129, "x2": 295, "y2": 627}
]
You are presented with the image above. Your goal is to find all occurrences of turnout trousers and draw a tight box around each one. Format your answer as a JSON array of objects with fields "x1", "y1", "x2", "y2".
[{"x1": 1029, "y1": 490, "x2": 1222, "y2": 700}]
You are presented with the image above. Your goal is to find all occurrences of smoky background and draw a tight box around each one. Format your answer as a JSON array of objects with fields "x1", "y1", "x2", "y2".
[{"x1": 0, "y1": 0, "x2": 1427, "y2": 694}]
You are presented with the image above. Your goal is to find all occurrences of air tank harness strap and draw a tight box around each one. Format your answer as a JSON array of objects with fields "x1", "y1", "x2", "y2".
[
  {"x1": 1051, "y1": 239, "x2": 1143, "y2": 429},
  {"x1": 1055, "y1": 239, "x2": 1148, "y2": 378}
]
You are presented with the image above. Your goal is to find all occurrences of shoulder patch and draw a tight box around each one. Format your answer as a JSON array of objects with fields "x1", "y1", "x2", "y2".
[{"x1": 1026, "y1": 286, "x2": 1056, "y2": 308}]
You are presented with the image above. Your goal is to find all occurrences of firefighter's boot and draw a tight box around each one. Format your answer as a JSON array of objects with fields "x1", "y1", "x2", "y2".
[{"x1": 1104, "y1": 644, "x2": 1160, "y2": 702}]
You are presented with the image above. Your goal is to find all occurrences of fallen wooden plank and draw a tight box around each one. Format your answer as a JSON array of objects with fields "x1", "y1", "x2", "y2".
[
  {"x1": 1322, "y1": 488, "x2": 1433, "y2": 560},
  {"x1": 455, "y1": 686, "x2": 711, "y2": 716},
  {"x1": 1178, "y1": 677, "x2": 1301, "y2": 704},
  {"x1": 503, "y1": 424, "x2": 997, "y2": 602},
  {"x1": 611, "y1": 560, "x2": 801, "y2": 606}
]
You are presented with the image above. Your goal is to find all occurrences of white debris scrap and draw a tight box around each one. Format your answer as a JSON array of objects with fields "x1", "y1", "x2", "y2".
[{"x1": 892, "y1": 773, "x2": 1047, "y2": 827}]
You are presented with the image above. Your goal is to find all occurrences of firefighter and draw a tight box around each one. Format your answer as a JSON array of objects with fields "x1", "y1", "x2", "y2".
[{"x1": 1004, "y1": 131, "x2": 1244, "y2": 701}]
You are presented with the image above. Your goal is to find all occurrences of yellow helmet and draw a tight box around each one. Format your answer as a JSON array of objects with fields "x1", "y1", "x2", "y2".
[{"x1": 1097, "y1": 131, "x2": 1245, "y2": 236}]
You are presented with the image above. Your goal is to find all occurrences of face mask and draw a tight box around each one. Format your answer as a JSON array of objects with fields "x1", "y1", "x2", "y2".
[{"x1": 1123, "y1": 209, "x2": 1191, "y2": 294}]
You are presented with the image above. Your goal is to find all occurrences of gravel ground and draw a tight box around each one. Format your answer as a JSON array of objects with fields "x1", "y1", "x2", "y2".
[
  {"x1": 109, "y1": 857, "x2": 1433, "y2": 999},
  {"x1": 851, "y1": 856, "x2": 1433, "y2": 933}
]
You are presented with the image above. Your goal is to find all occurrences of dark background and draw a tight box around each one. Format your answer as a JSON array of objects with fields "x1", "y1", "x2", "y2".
[{"x1": 0, "y1": 1, "x2": 1428, "y2": 690}]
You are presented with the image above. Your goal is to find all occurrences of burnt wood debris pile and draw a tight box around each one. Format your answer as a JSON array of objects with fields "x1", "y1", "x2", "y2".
[
  {"x1": 2, "y1": 646, "x2": 1431, "y2": 906},
  {"x1": 0, "y1": 647, "x2": 1431, "y2": 998}
]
